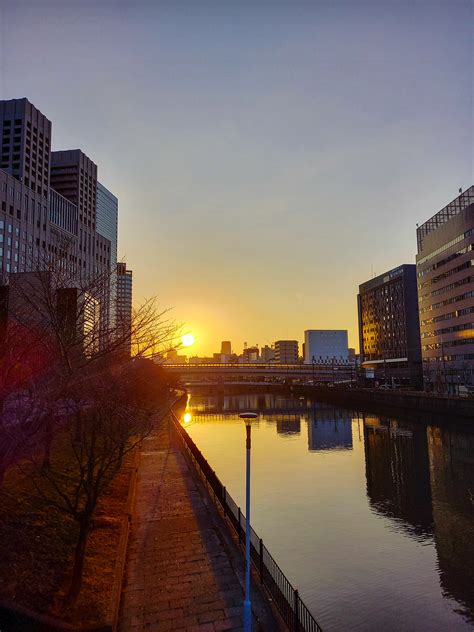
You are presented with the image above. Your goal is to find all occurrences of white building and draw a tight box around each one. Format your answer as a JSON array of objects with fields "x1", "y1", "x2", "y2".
[{"x1": 304, "y1": 330, "x2": 349, "y2": 364}]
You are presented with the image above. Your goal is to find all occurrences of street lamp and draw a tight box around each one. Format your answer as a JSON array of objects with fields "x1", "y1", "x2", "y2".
[{"x1": 239, "y1": 411, "x2": 259, "y2": 632}]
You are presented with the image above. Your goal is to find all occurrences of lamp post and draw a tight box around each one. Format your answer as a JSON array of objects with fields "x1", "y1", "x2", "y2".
[{"x1": 239, "y1": 411, "x2": 259, "y2": 632}]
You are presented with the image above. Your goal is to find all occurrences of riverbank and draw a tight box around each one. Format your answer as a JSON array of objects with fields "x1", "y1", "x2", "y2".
[
  {"x1": 187, "y1": 383, "x2": 474, "y2": 423},
  {"x1": 292, "y1": 385, "x2": 474, "y2": 423}
]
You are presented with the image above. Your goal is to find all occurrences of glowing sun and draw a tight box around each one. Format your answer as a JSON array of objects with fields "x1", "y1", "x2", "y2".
[{"x1": 181, "y1": 333, "x2": 195, "y2": 347}]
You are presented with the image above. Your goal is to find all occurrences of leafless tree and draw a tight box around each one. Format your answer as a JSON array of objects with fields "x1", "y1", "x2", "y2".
[
  {"x1": 1, "y1": 253, "x2": 182, "y2": 604},
  {"x1": 23, "y1": 359, "x2": 168, "y2": 603}
]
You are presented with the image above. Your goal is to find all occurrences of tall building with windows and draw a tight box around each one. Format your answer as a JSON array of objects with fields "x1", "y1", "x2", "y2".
[
  {"x1": 0, "y1": 97, "x2": 51, "y2": 197},
  {"x1": 117, "y1": 262, "x2": 133, "y2": 354},
  {"x1": 274, "y1": 340, "x2": 299, "y2": 364},
  {"x1": 1, "y1": 99, "x2": 57, "y2": 278},
  {"x1": 416, "y1": 187, "x2": 474, "y2": 391},
  {"x1": 50, "y1": 149, "x2": 110, "y2": 278},
  {"x1": 0, "y1": 98, "x2": 112, "y2": 342},
  {"x1": 97, "y1": 182, "x2": 118, "y2": 327},
  {"x1": 358, "y1": 264, "x2": 422, "y2": 386},
  {"x1": 304, "y1": 330, "x2": 349, "y2": 363}
]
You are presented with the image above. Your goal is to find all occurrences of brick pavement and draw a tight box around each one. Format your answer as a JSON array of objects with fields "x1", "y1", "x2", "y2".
[{"x1": 118, "y1": 422, "x2": 253, "y2": 632}]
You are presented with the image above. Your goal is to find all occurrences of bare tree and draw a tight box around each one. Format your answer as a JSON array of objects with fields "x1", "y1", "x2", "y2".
[
  {"x1": 23, "y1": 359, "x2": 168, "y2": 603},
  {"x1": 1, "y1": 253, "x2": 182, "y2": 604}
]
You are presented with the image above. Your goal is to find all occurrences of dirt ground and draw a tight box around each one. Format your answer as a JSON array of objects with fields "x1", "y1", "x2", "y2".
[{"x1": 0, "y1": 442, "x2": 135, "y2": 627}]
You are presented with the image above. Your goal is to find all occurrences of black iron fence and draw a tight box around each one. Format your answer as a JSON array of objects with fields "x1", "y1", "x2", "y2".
[{"x1": 171, "y1": 411, "x2": 323, "y2": 632}]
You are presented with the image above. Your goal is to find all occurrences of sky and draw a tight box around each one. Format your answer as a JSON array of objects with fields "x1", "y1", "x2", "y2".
[{"x1": 0, "y1": 0, "x2": 472, "y2": 356}]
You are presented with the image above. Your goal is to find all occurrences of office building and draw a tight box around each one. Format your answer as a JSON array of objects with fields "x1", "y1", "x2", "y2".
[
  {"x1": 260, "y1": 344, "x2": 275, "y2": 362},
  {"x1": 117, "y1": 262, "x2": 133, "y2": 353},
  {"x1": 0, "y1": 99, "x2": 111, "y2": 284},
  {"x1": 274, "y1": 340, "x2": 298, "y2": 364},
  {"x1": 50, "y1": 149, "x2": 111, "y2": 278},
  {"x1": 96, "y1": 182, "x2": 118, "y2": 327},
  {"x1": 416, "y1": 187, "x2": 474, "y2": 390},
  {"x1": 358, "y1": 264, "x2": 422, "y2": 386},
  {"x1": 242, "y1": 345, "x2": 259, "y2": 363},
  {"x1": 221, "y1": 340, "x2": 231, "y2": 355},
  {"x1": 0, "y1": 98, "x2": 51, "y2": 197},
  {"x1": 304, "y1": 330, "x2": 348, "y2": 363}
]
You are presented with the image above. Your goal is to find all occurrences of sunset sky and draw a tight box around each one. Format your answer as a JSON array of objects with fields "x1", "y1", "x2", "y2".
[{"x1": 1, "y1": 0, "x2": 472, "y2": 356}]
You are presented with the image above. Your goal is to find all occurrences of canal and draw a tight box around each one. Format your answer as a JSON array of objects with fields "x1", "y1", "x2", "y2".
[{"x1": 183, "y1": 390, "x2": 474, "y2": 632}]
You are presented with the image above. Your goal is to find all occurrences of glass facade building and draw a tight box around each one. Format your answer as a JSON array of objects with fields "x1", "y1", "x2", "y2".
[
  {"x1": 416, "y1": 187, "x2": 474, "y2": 391},
  {"x1": 358, "y1": 264, "x2": 422, "y2": 387},
  {"x1": 96, "y1": 181, "x2": 118, "y2": 326}
]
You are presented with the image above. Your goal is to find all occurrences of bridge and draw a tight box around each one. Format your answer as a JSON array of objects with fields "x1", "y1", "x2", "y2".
[{"x1": 163, "y1": 362, "x2": 356, "y2": 385}]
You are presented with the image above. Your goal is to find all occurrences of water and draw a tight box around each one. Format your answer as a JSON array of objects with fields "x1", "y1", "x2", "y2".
[{"x1": 183, "y1": 390, "x2": 474, "y2": 632}]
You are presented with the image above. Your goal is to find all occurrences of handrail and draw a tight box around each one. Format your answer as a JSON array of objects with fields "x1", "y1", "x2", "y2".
[{"x1": 170, "y1": 411, "x2": 323, "y2": 632}]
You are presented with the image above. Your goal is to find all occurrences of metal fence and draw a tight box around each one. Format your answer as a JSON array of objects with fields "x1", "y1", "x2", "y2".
[{"x1": 171, "y1": 411, "x2": 323, "y2": 632}]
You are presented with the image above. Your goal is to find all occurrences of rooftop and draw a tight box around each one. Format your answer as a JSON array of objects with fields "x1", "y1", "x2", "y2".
[{"x1": 417, "y1": 186, "x2": 474, "y2": 253}]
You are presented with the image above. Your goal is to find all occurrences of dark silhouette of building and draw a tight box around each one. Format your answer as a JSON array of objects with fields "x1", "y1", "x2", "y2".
[
  {"x1": 427, "y1": 425, "x2": 474, "y2": 622},
  {"x1": 364, "y1": 417, "x2": 433, "y2": 538},
  {"x1": 416, "y1": 186, "x2": 474, "y2": 391},
  {"x1": 358, "y1": 264, "x2": 422, "y2": 387},
  {"x1": 276, "y1": 419, "x2": 301, "y2": 436},
  {"x1": 117, "y1": 262, "x2": 132, "y2": 354},
  {"x1": 0, "y1": 97, "x2": 51, "y2": 195}
]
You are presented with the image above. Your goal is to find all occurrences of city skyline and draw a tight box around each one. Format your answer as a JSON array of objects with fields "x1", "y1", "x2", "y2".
[{"x1": 1, "y1": 0, "x2": 471, "y2": 356}]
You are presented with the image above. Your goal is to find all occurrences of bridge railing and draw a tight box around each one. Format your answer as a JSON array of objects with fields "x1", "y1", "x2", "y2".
[
  {"x1": 166, "y1": 362, "x2": 353, "y2": 370},
  {"x1": 171, "y1": 411, "x2": 323, "y2": 632}
]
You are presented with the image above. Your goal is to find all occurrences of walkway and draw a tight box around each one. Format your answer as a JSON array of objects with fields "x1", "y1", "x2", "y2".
[{"x1": 118, "y1": 420, "x2": 253, "y2": 632}]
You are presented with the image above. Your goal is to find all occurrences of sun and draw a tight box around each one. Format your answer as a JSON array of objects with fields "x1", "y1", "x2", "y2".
[{"x1": 181, "y1": 333, "x2": 195, "y2": 347}]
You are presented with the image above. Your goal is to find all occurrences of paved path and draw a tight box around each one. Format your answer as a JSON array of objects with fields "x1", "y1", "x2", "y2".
[{"x1": 118, "y1": 422, "x2": 253, "y2": 632}]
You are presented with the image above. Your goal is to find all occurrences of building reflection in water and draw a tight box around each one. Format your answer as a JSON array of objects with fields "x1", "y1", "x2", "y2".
[
  {"x1": 364, "y1": 414, "x2": 474, "y2": 622},
  {"x1": 276, "y1": 418, "x2": 301, "y2": 436},
  {"x1": 187, "y1": 390, "x2": 474, "y2": 623},
  {"x1": 307, "y1": 404, "x2": 353, "y2": 451},
  {"x1": 364, "y1": 415, "x2": 433, "y2": 539},
  {"x1": 427, "y1": 425, "x2": 474, "y2": 622}
]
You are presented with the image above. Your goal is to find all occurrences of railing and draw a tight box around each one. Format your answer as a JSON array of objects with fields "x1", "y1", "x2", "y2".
[{"x1": 171, "y1": 411, "x2": 323, "y2": 632}]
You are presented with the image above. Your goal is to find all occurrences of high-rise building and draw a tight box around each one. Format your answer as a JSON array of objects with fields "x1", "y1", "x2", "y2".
[
  {"x1": 274, "y1": 340, "x2": 298, "y2": 364},
  {"x1": 357, "y1": 265, "x2": 422, "y2": 386},
  {"x1": 96, "y1": 182, "x2": 118, "y2": 327},
  {"x1": 220, "y1": 340, "x2": 231, "y2": 355},
  {"x1": 0, "y1": 98, "x2": 51, "y2": 197},
  {"x1": 416, "y1": 187, "x2": 474, "y2": 391},
  {"x1": 304, "y1": 330, "x2": 348, "y2": 364},
  {"x1": 117, "y1": 262, "x2": 133, "y2": 353},
  {"x1": 0, "y1": 99, "x2": 56, "y2": 278},
  {"x1": 50, "y1": 150, "x2": 110, "y2": 278},
  {"x1": 0, "y1": 98, "x2": 112, "y2": 348}
]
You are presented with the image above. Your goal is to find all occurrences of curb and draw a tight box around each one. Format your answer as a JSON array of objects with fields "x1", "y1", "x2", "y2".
[{"x1": 109, "y1": 447, "x2": 140, "y2": 632}]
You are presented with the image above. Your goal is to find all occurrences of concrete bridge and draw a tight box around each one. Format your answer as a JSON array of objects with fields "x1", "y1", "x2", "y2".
[{"x1": 163, "y1": 362, "x2": 355, "y2": 385}]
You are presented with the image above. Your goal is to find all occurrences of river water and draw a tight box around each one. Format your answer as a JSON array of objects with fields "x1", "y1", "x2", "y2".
[{"x1": 183, "y1": 390, "x2": 474, "y2": 632}]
